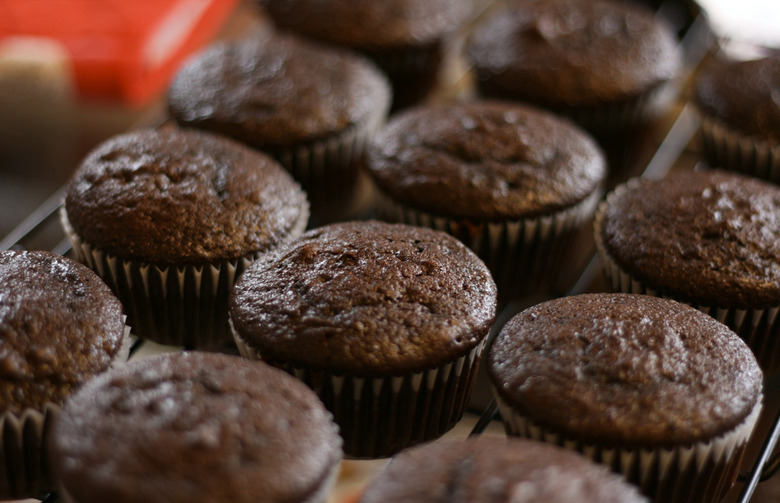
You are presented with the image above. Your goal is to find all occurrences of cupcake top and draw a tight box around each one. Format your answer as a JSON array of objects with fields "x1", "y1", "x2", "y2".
[
  {"x1": 64, "y1": 127, "x2": 308, "y2": 265},
  {"x1": 0, "y1": 250, "x2": 125, "y2": 415},
  {"x1": 365, "y1": 101, "x2": 606, "y2": 220},
  {"x1": 488, "y1": 293, "x2": 763, "y2": 447},
  {"x1": 51, "y1": 352, "x2": 342, "y2": 503},
  {"x1": 229, "y1": 220, "x2": 497, "y2": 375},
  {"x1": 360, "y1": 436, "x2": 648, "y2": 503},
  {"x1": 168, "y1": 33, "x2": 391, "y2": 150},
  {"x1": 257, "y1": 0, "x2": 472, "y2": 50},
  {"x1": 598, "y1": 170, "x2": 780, "y2": 308},
  {"x1": 466, "y1": 0, "x2": 681, "y2": 107},
  {"x1": 694, "y1": 57, "x2": 780, "y2": 144}
]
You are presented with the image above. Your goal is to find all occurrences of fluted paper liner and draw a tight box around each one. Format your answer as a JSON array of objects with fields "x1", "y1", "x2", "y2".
[
  {"x1": 0, "y1": 321, "x2": 131, "y2": 499},
  {"x1": 270, "y1": 95, "x2": 388, "y2": 224},
  {"x1": 375, "y1": 188, "x2": 601, "y2": 299},
  {"x1": 62, "y1": 210, "x2": 261, "y2": 349},
  {"x1": 365, "y1": 41, "x2": 444, "y2": 110},
  {"x1": 594, "y1": 185, "x2": 780, "y2": 372},
  {"x1": 697, "y1": 113, "x2": 780, "y2": 183},
  {"x1": 233, "y1": 325, "x2": 485, "y2": 459},
  {"x1": 495, "y1": 393, "x2": 762, "y2": 503}
]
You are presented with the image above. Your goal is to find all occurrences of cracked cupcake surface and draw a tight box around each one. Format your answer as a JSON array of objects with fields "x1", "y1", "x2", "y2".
[
  {"x1": 64, "y1": 127, "x2": 308, "y2": 265},
  {"x1": 229, "y1": 220, "x2": 497, "y2": 375},
  {"x1": 466, "y1": 0, "x2": 681, "y2": 108}
]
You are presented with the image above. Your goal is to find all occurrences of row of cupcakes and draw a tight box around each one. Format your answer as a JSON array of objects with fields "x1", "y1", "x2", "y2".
[{"x1": 0, "y1": 247, "x2": 763, "y2": 502}]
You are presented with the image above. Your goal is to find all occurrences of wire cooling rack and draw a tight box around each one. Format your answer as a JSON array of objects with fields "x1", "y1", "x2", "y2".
[{"x1": 3, "y1": 6, "x2": 779, "y2": 503}]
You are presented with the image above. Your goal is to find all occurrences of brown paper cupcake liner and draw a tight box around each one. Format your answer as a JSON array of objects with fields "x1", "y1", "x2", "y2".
[
  {"x1": 495, "y1": 393, "x2": 762, "y2": 503},
  {"x1": 0, "y1": 320, "x2": 130, "y2": 500},
  {"x1": 233, "y1": 326, "x2": 485, "y2": 459},
  {"x1": 270, "y1": 99, "x2": 389, "y2": 224},
  {"x1": 375, "y1": 188, "x2": 601, "y2": 299},
  {"x1": 561, "y1": 81, "x2": 676, "y2": 139},
  {"x1": 594, "y1": 190, "x2": 780, "y2": 371},
  {"x1": 302, "y1": 462, "x2": 341, "y2": 503},
  {"x1": 476, "y1": 80, "x2": 675, "y2": 141},
  {"x1": 62, "y1": 210, "x2": 264, "y2": 349},
  {"x1": 697, "y1": 113, "x2": 780, "y2": 183}
]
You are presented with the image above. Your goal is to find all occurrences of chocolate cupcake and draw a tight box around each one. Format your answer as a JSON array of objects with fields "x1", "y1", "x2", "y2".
[
  {"x1": 50, "y1": 351, "x2": 342, "y2": 503},
  {"x1": 0, "y1": 250, "x2": 128, "y2": 499},
  {"x1": 62, "y1": 127, "x2": 308, "y2": 349},
  {"x1": 256, "y1": 0, "x2": 473, "y2": 110},
  {"x1": 694, "y1": 56, "x2": 780, "y2": 182},
  {"x1": 365, "y1": 101, "x2": 606, "y2": 300},
  {"x1": 594, "y1": 169, "x2": 780, "y2": 371},
  {"x1": 465, "y1": 0, "x2": 682, "y2": 138},
  {"x1": 360, "y1": 436, "x2": 648, "y2": 503},
  {"x1": 229, "y1": 220, "x2": 497, "y2": 458},
  {"x1": 168, "y1": 32, "x2": 391, "y2": 224},
  {"x1": 488, "y1": 293, "x2": 763, "y2": 503}
]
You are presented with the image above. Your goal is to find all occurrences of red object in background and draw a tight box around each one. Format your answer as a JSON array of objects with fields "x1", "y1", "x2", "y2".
[{"x1": 0, "y1": 0, "x2": 239, "y2": 106}]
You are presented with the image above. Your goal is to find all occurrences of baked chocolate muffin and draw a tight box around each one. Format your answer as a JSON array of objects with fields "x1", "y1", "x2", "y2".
[
  {"x1": 256, "y1": 0, "x2": 473, "y2": 109},
  {"x1": 694, "y1": 56, "x2": 780, "y2": 182},
  {"x1": 229, "y1": 220, "x2": 497, "y2": 458},
  {"x1": 168, "y1": 32, "x2": 391, "y2": 224},
  {"x1": 63, "y1": 126, "x2": 308, "y2": 349},
  {"x1": 465, "y1": 0, "x2": 682, "y2": 137},
  {"x1": 365, "y1": 101, "x2": 606, "y2": 299},
  {"x1": 50, "y1": 352, "x2": 342, "y2": 503},
  {"x1": 0, "y1": 250, "x2": 128, "y2": 499},
  {"x1": 360, "y1": 436, "x2": 648, "y2": 503},
  {"x1": 594, "y1": 169, "x2": 780, "y2": 371},
  {"x1": 488, "y1": 293, "x2": 763, "y2": 503}
]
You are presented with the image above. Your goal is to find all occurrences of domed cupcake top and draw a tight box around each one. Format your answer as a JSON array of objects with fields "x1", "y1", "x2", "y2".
[
  {"x1": 0, "y1": 250, "x2": 125, "y2": 414},
  {"x1": 599, "y1": 170, "x2": 780, "y2": 308},
  {"x1": 489, "y1": 293, "x2": 763, "y2": 447},
  {"x1": 168, "y1": 33, "x2": 391, "y2": 149},
  {"x1": 366, "y1": 101, "x2": 606, "y2": 220},
  {"x1": 257, "y1": 0, "x2": 473, "y2": 49},
  {"x1": 229, "y1": 220, "x2": 497, "y2": 375},
  {"x1": 466, "y1": 0, "x2": 681, "y2": 106},
  {"x1": 65, "y1": 127, "x2": 308, "y2": 264},
  {"x1": 51, "y1": 352, "x2": 342, "y2": 503},
  {"x1": 360, "y1": 436, "x2": 648, "y2": 503}
]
